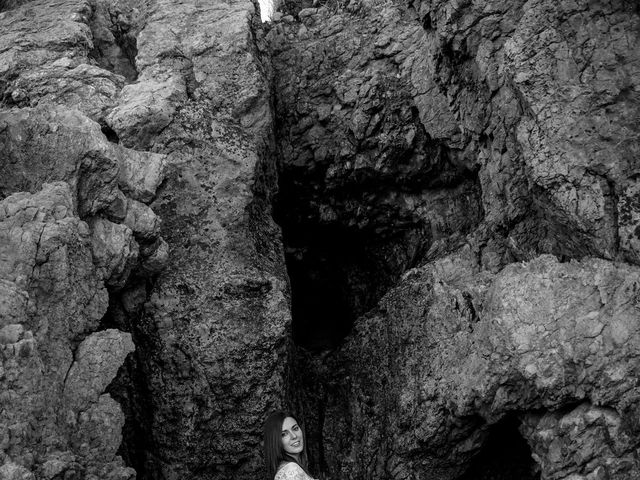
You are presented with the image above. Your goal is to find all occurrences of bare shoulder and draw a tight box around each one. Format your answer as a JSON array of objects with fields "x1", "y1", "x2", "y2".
[{"x1": 274, "y1": 462, "x2": 315, "y2": 480}]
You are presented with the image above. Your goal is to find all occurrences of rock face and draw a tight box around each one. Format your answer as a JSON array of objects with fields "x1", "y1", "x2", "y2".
[
  {"x1": 269, "y1": 4, "x2": 483, "y2": 347},
  {"x1": 266, "y1": 0, "x2": 640, "y2": 479},
  {"x1": 2, "y1": 0, "x2": 640, "y2": 479},
  {"x1": 95, "y1": 0, "x2": 291, "y2": 479},
  {"x1": 313, "y1": 253, "x2": 640, "y2": 479},
  {"x1": 522, "y1": 403, "x2": 639, "y2": 480},
  {"x1": 0, "y1": 0, "x2": 168, "y2": 478},
  {"x1": 2, "y1": 0, "x2": 290, "y2": 478},
  {"x1": 0, "y1": 183, "x2": 136, "y2": 480}
]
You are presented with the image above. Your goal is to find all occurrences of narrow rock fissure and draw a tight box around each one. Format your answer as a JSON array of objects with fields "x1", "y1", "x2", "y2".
[
  {"x1": 102, "y1": 283, "x2": 159, "y2": 480},
  {"x1": 107, "y1": 350, "x2": 155, "y2": 479},
  {"x1": 88, "y1": 3, "x2": 139, "y2": 82}
]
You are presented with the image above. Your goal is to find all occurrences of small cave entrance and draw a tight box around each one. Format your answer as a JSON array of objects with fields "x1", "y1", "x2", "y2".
[
  {"x1": 276, "y1": 205, "x2": 427, "y2": 350},
  {"x1": 459, "y1": 415, "x2": 540, "y2": 480},
  {"x1": 101, "y1": 124, "x2": 120, "y2": 144}
]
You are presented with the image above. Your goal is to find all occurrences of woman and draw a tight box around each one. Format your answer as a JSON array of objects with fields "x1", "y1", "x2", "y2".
[{"x1": 263, "y1": 411, "x2": 317, "y2": 480}]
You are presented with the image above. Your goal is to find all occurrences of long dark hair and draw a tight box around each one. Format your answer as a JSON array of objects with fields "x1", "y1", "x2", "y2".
[{"x1": 263, "y1": 411, "x2": 309, "y2": 480}]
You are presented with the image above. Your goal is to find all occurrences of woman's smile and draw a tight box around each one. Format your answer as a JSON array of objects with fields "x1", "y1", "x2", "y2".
[{"x1": 281, "y1": 417, "x2": 304, "y2": 457}]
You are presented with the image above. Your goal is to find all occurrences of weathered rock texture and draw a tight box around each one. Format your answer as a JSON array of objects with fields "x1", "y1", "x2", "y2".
[
  {"x1": 0, "y1": 0, "x2": 169, "y2": 478},
  {"x1": 311, "y1": 253, "x2": 640, "y2": 479},
  {"x1": 266, "y1": 0, "x2": 640, "y2": 479},
  {"x1": 2, "y1": 0, "x2": 640, "y2": 479},
  {"x1": 2, "y1": 0, "x2": 290, "y2": 478},
  {"x1": 269, "y1": 3, "x2": 484, "y2": 347},
  {"x1": 97, "y1": 0, "x2": 291, "y2": 479},
  {"x1": 0, "y1": 182, "x2": 137, "y2": 480}
]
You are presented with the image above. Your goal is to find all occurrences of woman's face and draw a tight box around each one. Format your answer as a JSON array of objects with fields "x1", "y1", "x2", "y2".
[{"x1": 281, "y1": 416, "x2": 304, "y2": 458}]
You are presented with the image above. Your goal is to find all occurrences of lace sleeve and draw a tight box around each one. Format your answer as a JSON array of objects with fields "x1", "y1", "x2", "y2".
[{"x1": 274, "y1": 462, "x2": 310, "y2": 480}]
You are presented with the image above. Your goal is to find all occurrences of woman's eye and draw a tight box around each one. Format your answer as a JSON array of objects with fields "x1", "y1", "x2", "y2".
[
  {"x1": 293, "y1": 425, "x2": 299, "y2": 431},
  {"x1": 281, "y1": 432, "x2": 288, "y2": 437}
]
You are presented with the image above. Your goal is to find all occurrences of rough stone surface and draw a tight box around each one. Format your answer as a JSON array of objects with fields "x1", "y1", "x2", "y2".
[
  {"x1": 0, "y1": 1, "x2": 167, "y2": 478},
  {"x1": 90, "y1": 218, "x2": 139, "y2": 288},
  {"x1": 0, "y1": 183, "x2": 136, "y2": 479},
  {"x1": 522, "y1": 403, "x2": 639, "y2": 480},
  {"x1": 2, "y1": 0, "x2": 640, "y2": 479},
  {"x1": 0, "y1": 0, "x2": 124, "y2": 120},
  {"x1": 99, "y1": 0, "x2": 291, "y2": 479},
  {"x1": 0, "y1": 105, "x2": 169, "y2": 273},
  {"x1": 266, "y1": 1, "x2": 640, "y2": 477},
  {"x1": 309, "y1": 253, "x2": 640, "y2": 479},
  {"x1": 267, "y1": 0, "x2": 640, "y2": 328},
  {"x1": 268, "y1": 3, "x2": 484, "y2": 347}
]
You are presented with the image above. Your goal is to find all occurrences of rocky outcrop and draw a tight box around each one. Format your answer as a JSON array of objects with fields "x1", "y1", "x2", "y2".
[
  {"x1": 2, "y1": 0, "x2": 640, "y2": 479},
  {"x1": 97, "y1": 0, "x2": 290, "y2": 479},
  {"x1": 312, "y1": 253, "x2": 640, "y2": 479},
  {"x1": 266, "y1": 0, "x2": 640, "y2": 479},
  {"x1": 268, "y1": 0, "x2": 640, "y2": 276},
  {"x1": 522, "y1": 403, "x2": 639, "y2": 480},
  {"x1": 2, "y1": 0, "x2": 289, "y2": 478},
  {"x1": 0, "y1": 0, "x2": 168, "y2": 478},
  {"x1": 268, "y1": 4, "x2": 483, "y2": 347},
  {"x1": 0, "y1": 183, "x2": 136, "y2": 480},
  {"x1": 1, "y1": 0, "x2": 120, "y2": 119}
]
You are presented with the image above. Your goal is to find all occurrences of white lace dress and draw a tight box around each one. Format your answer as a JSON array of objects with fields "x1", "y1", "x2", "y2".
[{"x1": 274, "y1": 462, "x2": 316, "y2": 480}]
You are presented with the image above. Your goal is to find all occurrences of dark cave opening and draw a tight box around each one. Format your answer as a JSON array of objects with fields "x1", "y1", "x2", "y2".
[
  {"x1": 273, "y1": 165, "x2": 482, "y2": 350},
  {"x1": 278, "y1": 220, "x2": 427, "y2": 349},
  {"x1": 459, "y1": 415, "x2": 540, "y2": 480},
  {"x1": 274, "y1": 172, "x2": 482, "y2": 350},
  {"x1": 107, "y1": 352, "x2": 154, "y2": 478},
  {"x1": 101, "y1": 283, "x2": 157, "y2": 480},
  {"x1": 101, "y1": 124, "x2": 120, "y2": 144}
]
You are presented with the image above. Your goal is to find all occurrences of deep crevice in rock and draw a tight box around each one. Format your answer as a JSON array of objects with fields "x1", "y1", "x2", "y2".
[
  {"x1": 107, "y1": 352, "x2": 154, "y2": 478},
  {"x1": 89, "y1": 3, "x2": 139, "y2": 82},
  {"x1": 275, "y1": 162, "x2": 482, "y2": 349},
  {"x1": 107, "y1": 347, "x2": 156, "y2": 479},
  {"x1": 102, "y1": 282, "x2": 158, "y2": 480},
  {"x1": 458, "y1": 415, "x2": 540, "y2": 480},
  {"x1": 101, "y1": 123, "x2": 120, "y2": 144}
]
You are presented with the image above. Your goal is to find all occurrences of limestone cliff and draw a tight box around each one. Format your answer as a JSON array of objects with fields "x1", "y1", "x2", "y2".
[{"x1": 1, "y1": 0, "x2": 639, "y2": 479}]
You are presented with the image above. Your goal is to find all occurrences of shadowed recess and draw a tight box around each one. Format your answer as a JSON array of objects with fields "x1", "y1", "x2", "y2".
[
  {"x1": 459, "y1": 415, "x2": 540, "y2": 480},
  {"x1": 278, "y1": 215, "x2": 427, "y2": 349}
]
